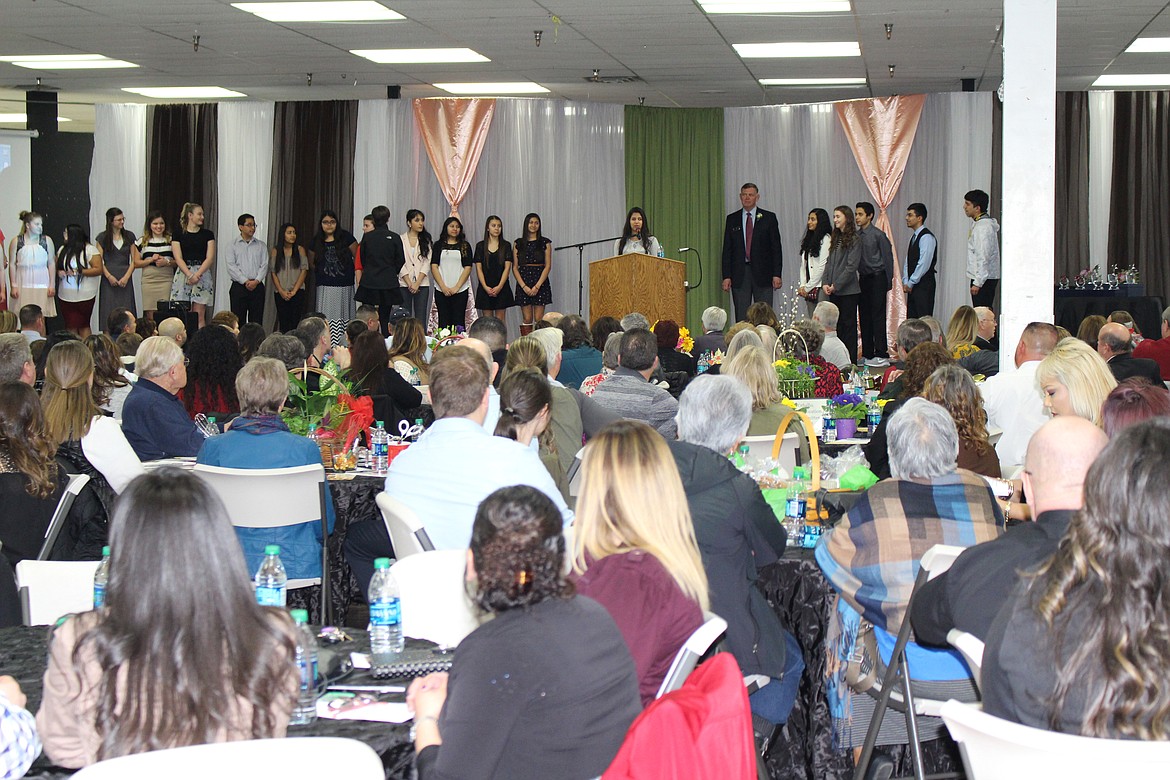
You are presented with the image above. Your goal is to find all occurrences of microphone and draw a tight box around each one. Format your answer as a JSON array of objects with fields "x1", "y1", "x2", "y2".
[{"x1": 678, "y1": 246, "x2": 692, "y2": 253}]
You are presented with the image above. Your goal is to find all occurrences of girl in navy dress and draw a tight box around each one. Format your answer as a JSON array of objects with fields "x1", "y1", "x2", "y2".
[
  {"x1": 473, "y1": 215, "x2": 515, "y2": 322},
  {"x1": 513, "y1": 213, "x2": 551, "y2": 336}
]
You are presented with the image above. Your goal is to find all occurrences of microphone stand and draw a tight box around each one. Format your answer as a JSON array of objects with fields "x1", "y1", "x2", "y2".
[
  {"x1": 677, "y1": 247, "x2": 703, "y2": 292},
  {"x1": 553, "y1": 236, "x2": 622, "y2": 315}
]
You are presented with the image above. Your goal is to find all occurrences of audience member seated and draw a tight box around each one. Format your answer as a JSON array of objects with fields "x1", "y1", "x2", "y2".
[
  {"x1": 0, "y1": 381, "x2": 64, "y2": 567},
  {"x1": 878, "y1": 318, "x2": 934, "y2": 399},
  {"x1": 556, "y1": 314, "x2": 601, "y2": 390},
  {"x1": 572, "y1": 420, "x2": 706, "y2": 705},
  {"x1": 1107, "y1": 308, "x2": 1144, "y2": 343},
  {"x1": 591, "y1": 315, "x2": 623, "y2": 353},
  {"x1": 121, "y1": 336, "x2": 206, "y2": 460},
  {"x1": 693, "y1": 306, "x2": 728, "y2": 360},
  {"x1": 495, "y1": 369, "x2": 564, "y2": 496},
  {"x1": 209, "y1": 310, "x2": 239, "y2": 335},
  {"x1": 590, "y1": 328, "x2": 679, "y2": 439},
  {"x1": 105, "y1": 308, "x2": 136, "y2": 340},
  {"x1": 921, "y1": 365, "x2": 1001, "y2": 477},
  {"x1": 746, "y1": 301, "x2": 780, "y2": 331},
  {"x1": 956, "y1": 306, "x2": 1001, "y2": 376},
  {"x1": 345, "y1": 318, "x2": 368, "y2": 348},
  {"x1": 816, "y1": 399, "x2": 1002, "y2": 749},
  {"x1": 257, "y1": 333, "x2": 305, "y2": 370},
  {"x1": 347, "y1": 330, "x2": 422, "y2": 428},
  {"x1": 670, "y1": 376, "x2": 803, "y2": 741},
  {"x1": 1131, "y1": 305, "x2": 1170, "y2": 380},
  {"x1": 467, "y1": 316, "x2": 507, "y2": 384},
  {"x1": 755, "y1": 324, "x2": 779, "y2": 351},
  {"x1": 459, "y1": 337, "x2": 500, "y2": 432},
  {"x1": 0, "y1": 333, "x2": 35, "y2": 385},
  {"x1": 180, "y1": 324, "x2": 242, "y2": 420},
  {"x1": 114, "y1": 332, "x2": 142, "y2": 368},
  {"x1": 580, "y1": 331, "x2": 621, "y2": 397},
  {"x1": 293, "y1": 316, "x2": 349, "y2": 393},
  {"x1": 946, "y1": 305, "x2": 980, "y2": 359},
  {"x1": 778, "y1": 319, "x2": 843, "y2": 399},
  {"x1": 344, "y1": 346, "x2": 572, "y2": 593},
  {"x1": 1076, "y1": 313, "x2": 1106, "y2": 350},
  {"x1": 0, "y1": 676, "x2": 39, "y2": 776},
  {"x1": 866, "y1": 342, "x2": 956, "y2": 480},
  {"x1": 35, "y1": 332, "x2": 79, "y2": 387},
  {"x1": 1100, "y1": 378, "x2": 1170, "y2": 437},
  {"x1": 134, "y1": 317, "x2": 157, "y2": 340},
  {"x1": 407, "y1": 486, "x2": 640, "y2": 779},
  {"x1": 653, "y1": 319, "x2": 698, "y2": 379},
  {"x1": 978, "y1": 322, "x2": 1059, "y2": 472},
  {"x1": 1035, "y1": 337, "x2": 1117, "y2": 427},
  {"x1": 812, "y1": 301, "x2": 851, "y2": 372},
  {"x1": 0, "y1": 311, "x2": 17, "y2": 334},
  {"x1": 19, "y1": 304, "x2": 46, "y2": 344},
  {"x1": 388, "y1": 316, "x2": 429, "y2": 386},
  {"x1": 723, "y1": 345, "x2": 789, "y2": 436},
  {"x1": 912, "y1": 417, "x2": 1106, "y2": 645},
  {"x1": 43, "y1": 340, "x2": 144, "y2": 497},
  {"x1": 196, "y1": 357, "x2": 335, "y2": 579},
  {"x1": 36, "y1": 469, "x2": 298, "y2": 768},
  {"x1": 982, "y1": 419, "x2": 1170, "y2": 736},
  {"x1": 156, "y1": 316, "x2": 187, "y2": 347},
  {"x1": 237, "y1": 321, "x2": 266, "y2": 363},
  {"x1": 85, "y1": 334, "x2": 132, "y2": 421},
  {"x1": 1096, "y1": 321, "x2": 1163, "y2": 385}
]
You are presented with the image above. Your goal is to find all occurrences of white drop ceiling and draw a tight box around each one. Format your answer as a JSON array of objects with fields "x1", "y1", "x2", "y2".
[{"x1": 1, "y1": 0, "x2": 1168, "y2": 132}]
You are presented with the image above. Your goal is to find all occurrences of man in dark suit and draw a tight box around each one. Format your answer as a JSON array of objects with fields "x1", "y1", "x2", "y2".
[
  {"x1": 721, "y1": 183, "x2": 782, "y2": 321},
  {"x1": 911, "y1": 416, "x2": 1108, "y2": 645},
  {"x1": 1097, "y1": 322, "x2": 1164, "y2": 385}
]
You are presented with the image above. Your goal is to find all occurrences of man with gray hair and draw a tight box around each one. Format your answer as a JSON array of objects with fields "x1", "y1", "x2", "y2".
[
  {"x1": 257, "y1": 333, "x2": 306, "y2": 370},
  {"x1": 0, "y1": 333, "x2": 35, "y2": 385},
  {"x1": 590, "y1": 328, "x2": 678, "y2": 439},
  {"x1": 619, "y1": 311, "x2": 650, "y2": 332},
  {"x1": 815, "y1": 397, "x2": 1001, "y2": 750},
  {"x1": 670, "y1": 375, "x2": 801, "y2": 743},
  {"x1": 1133, "y1": 305, "x2": 1170, "y2": 380},
  {"x1": 812, "y1": 301, "x2": 850, "y2": 371},
  {"x1": 1097, "y1": 321, "x2": 1163, "y2": 385},
  {"x1": 121, "y1": 336, "x2": 206, "y2": 459},
  {"x1": 693, "y1": 306, "x2": 729, "y2": 358}
]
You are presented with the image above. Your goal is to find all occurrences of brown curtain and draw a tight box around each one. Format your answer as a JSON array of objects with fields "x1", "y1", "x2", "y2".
[
  {"x1": 146, "y1": 104, "x2": 218, "y2": 232},
  {"x1": 267, "y1": 100, "x2": 358, "y2": 326},
  {"x1": 1108, "y1": 92, "x2": 1170, "y2": 303},
  {"x1": 1054, "y1": 92, "x2": 1090, "y2": 280}
]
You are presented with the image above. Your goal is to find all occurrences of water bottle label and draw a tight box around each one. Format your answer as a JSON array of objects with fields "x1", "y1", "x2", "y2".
[
  {"x1": 369, "y1": 597, "x2": 400, "y2": 626},
  {"x1": 93, "y1": 583, "x2": 105, "y2": 609},
  {"x1": 784, "y1": 497, "x2": 806, "y2": 520},
  {"x1": 299, "y1": 657, "x2": 318, "y2": 689},
  {"x1": 256, "y1": 586, "x2": 286, "y2": 607}
]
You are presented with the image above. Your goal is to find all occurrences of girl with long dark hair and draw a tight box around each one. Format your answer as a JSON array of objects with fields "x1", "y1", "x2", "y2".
[
  {"x1": 137, "y1": 211, "x2": 175, "y2": 321},
  {"x1": 614, "y1": 206, "x2": 660, "y2": 257},
  {"x1": 347, "y1": 330, "x2": 422, "y2": 427},
  {"x1": 431, "y1": 216, "x2": 473, "y2": 329},
  {"x1": 513, "y1": 213, "x2": 552, "y2": 335},
  {"x1": 179, "y1": 323, "x2": 243, "y2": 419},
  {"x1": 473, "y1": 215, "x2": 515, "y2": 321},
  {"x1": 269, "y1": 222, "x2": 309, "y2": 333},
  {"x1": 821, "y1": 205, "x2": 862, "y2": 365},
  {"x1": 399, "y1": 209, "x2": 433, "y2": 321},
  {"x1": 308, "y1": 209, "x2": 359, "y2": 344},
  {"x1": 55, "y1": 224, "x2": 103, "y2": 337},
  {"x1": 96, "y1": 207, "x2": 142, "y2": 326},
  {"x1": 36, "y1": 469, "x2": 299, "y2": 767},
  {"x1": 0, "y1": 381, "x2": 63, "y2": 567},
  {"x1": 84, "y1": 334, "x2": 131, "y2": 420},
  {"x1": 798, "y1": 207, "x2": 832, "y2": 315}
]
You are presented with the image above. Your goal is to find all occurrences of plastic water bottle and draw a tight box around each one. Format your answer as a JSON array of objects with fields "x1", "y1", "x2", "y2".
[
  {"x1": 823, "y1": 415, "x2": 837, "y2": 443},
  {"x1": 289, "y1": 609, "x2": 319, "y2": 725},
  {"x1": 93, "y1": 546, "x2": 110, "y2": 609},
  {"x1": 784, "y1": 474, "x2": 807, "y2": 547},
  {"x1": 368, "y1": 557, "x2": 403, "y2": 655},
  {"x1": 255, "y1": 545, "x2": 288, "y2": 607},
  {"x1": 412, "y1": 418, "x2": 424, "y2": 443},
  {"x1": 697, "y1": 352, "x2": 709, "y2": 374},
  {"x1": 867, "y1": 400, "x2": 882, "y2": 432},
  {"x1": 371, "y1": 421, "x2": 390, "y2": 474},
  {"x1": 656, "y1": 244, "x2": 665, "y2": 258}
]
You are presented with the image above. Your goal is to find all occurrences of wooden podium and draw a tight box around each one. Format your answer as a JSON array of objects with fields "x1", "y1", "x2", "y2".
[{"x1": 589, "y1": 253, "x2": 687, "y2": 326}]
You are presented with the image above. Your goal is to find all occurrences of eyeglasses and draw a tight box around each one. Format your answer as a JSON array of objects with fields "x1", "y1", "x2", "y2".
[{"x1": 182, "y1": 357, "x2": 190, "y2": 366}]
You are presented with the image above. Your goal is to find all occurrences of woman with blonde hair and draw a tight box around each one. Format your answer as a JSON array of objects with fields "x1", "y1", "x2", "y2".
[
  {"x1": 572, "y1": 419, "x2": 708, "y2": 705},
  {"x1": 389, "y1": 316, "x2": 429, "y2": 385},
  {"x1": 921, "y1": 364, "x2": 1001, "y2": 477},
  {"x1": 724, "y1": 344, "x2": 787, "y2": 436},
  {"x1": 0, "y1": 310, "x2": 18, "y2": 334},
  {"x1": 170, "y1": 202, "x2": 216, "y2": 328},
  {"x1": 946, "y1": 305, "x2": 980, "y2": 359},
  {"x1": 1035, "y1": 337, "x2": 1117, "y2": 426}
]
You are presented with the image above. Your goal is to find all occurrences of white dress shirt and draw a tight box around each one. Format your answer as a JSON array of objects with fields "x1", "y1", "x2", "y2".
[{"x1": 978, "y1": 360, "x2": 1046, "y2": 471}]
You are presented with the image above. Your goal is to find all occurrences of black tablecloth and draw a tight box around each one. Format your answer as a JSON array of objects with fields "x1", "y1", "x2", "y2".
[
  {"x1": 320, "y1": 474, "x2": 384, "y2": 622},
  {"x1": 0, "y1": 625, "x2": 416, "y2": 779},
  {"x1": 1055, "y1": 294, "x2": 1164, "y2": 339}
]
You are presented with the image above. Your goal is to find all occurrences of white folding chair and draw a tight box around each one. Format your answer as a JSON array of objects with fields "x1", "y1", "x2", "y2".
[
  {"x1": 739, "y1": 432, "x2": 800, "y2": 476},
  {"x1": 375, "y1": 492, "x2": 434, "y2": 560},
  {"x1": 941, "y1": 700, "x2": 1170, "y2": 778},
  {"x1": 390, "y1": 549, "x2": 482, "y2": 648},
  {"x1": 37, "y1": 473, "x2": 91, "y2": 560},
  {"x1": 655, "y1": 612, "x2": 728, "y2": 698},
  {"x1": 192, "y1": 463, "x2": 331, "y2": 623},
  {"x1": 16, "y1": 559, "x2": 100, "y2": 626},
  {"x1": 72, "y1": 737, "x2": 383, "y2": 779},
  {"x1": 946, "y1": 629, "x2": 985, "y2": 692},
  {"x1": 854, "y1": 544, "x2": 969, "y2": 780}
]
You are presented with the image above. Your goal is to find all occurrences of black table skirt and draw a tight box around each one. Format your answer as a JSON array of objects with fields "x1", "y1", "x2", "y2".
[
  {"x1": 1054, "y1": 294, "x2": 1164, "y2": 339},
  {"x1": 321, "y1": 475, "x2": 385, "y2": 621}
]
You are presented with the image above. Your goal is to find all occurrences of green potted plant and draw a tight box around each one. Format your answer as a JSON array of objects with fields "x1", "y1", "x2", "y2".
[{"x1": 829, "y1": 392, "x2": 867, "y2": 439}]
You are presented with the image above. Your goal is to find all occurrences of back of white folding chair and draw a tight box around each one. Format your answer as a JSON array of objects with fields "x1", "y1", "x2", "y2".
[
  {"x1": 16, "y1": 559, "x2": 100, "y2": 626},
  {"x1": 38, "y1": 473, "x2": 91, "y2": 560},
  {"x1": 376, "y1": 492, "x2": 434, "y2": 561},
  {"x1": 947, "y1": 629, "x2": 985, "y2": 692},
  {"x1": 390, "y1": 548, "x2": 481, "y2": 648},
  {"x1": 655, "y1": 612, "x2": 728, "y2": 698}
]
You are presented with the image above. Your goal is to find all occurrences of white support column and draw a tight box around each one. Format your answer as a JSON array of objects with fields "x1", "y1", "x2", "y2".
[{"x1": 1001, "y1": 0, "x2": 1057, "y2": 371}]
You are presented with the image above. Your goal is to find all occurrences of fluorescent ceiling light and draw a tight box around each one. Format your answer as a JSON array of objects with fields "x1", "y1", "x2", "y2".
[
  {"x1": 352, "y1": 48, "x2": 488, "y2": 64},
  {"x1": 232, "y1": 2, "x2": 403, "y2": 22},
  {"x1": 1125, "y1": 37, "x2": 1170, "y2": 53},
  {"x1": 1092, "y1": 73, "x2": 1170, "y2": 87},
  {"x1": 433, "y1": 82, "x2": 548, "y2": 95},
  {"x1": 0, "y1": 54, "x2": 136, "y2": 69},
  {"x1": 734, "y1": 41, "x2": 860, "y2": 58},
  {"x1": 122, "y1": 86, "x2": 247, "y2": 99},
  {"x1": 702, "y1": 1, "x2": 850, "y2": 12},
  {"x1": 760, "y1": 77, "x2": 866, "y2": 85},
  {"x1": 0, "y1": 114, "x2": 71, "y2": 123}
]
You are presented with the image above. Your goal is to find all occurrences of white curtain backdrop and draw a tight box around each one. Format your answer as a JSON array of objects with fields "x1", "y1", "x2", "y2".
[
  {"x1": 724, "y1": 92, "x2": 993, "y2": 334},
  {"x1": 352, "y1": 99, "x2": 442, "y2": 237},
  {"x1": 215, "y1": 102, "x2": 275, "y2": 318},
  {"x1": 1088, "y1": 91, "x2": 1114, "y2": 273},
  {"x1": 89, "y1": 103, "x2": 147, "y2": 329}
]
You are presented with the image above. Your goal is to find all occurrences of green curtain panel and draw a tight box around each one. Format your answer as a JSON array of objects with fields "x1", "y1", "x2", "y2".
[{"x1": 624, "y1": 106, "x2": 725, "y2": 335}]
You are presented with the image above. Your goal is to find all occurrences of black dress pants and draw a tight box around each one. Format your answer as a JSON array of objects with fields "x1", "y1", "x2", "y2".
[
  {"x1": 971, "y1": 278, "x2": 998, "y2": 309},
  {"x1": 230, "y1": 281, "x2": 266, "y2": 324},
  {"x1": 435, "y1": 289, "x2": 469, "y2": 328},
  {"x1": 907, "y1": 274, "x2": 936, "y2": 318},
  {"x1": 858, "y1": 273, "x2": 889, "y2": 360},
  {"x1": 274, "y1": 289, "x2": 306, "y2": 333}
]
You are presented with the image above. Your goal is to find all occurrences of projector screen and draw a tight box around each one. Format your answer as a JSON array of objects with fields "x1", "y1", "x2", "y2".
[{"x1": 0, "y1": 132, "x2": 32, "y2": 250}]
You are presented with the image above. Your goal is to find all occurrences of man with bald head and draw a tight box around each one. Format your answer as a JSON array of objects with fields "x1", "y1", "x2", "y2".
[
  {"x1": 978, "y1": 321, "x2": 1060, "y2": 472},
  {"x1": 911, "y1": 416, "x2": 1108, "y2": 644},
  {"x1": 157, "y1": 317, "x2": 188, "y2": 348},
  {"x1": 459, "y1": 336, "x2": 500, "y2": 432},
  {"x1": 1096, "y1": 321, "x2": 1163, "y2": 385}
]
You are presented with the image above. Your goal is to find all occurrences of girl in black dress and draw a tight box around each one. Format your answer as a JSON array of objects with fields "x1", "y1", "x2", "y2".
[
  {"x1": 431, "y1": 217, "x2": 473, "y2": 329},
  {"x1": 473, "y1": 215, "x2": 515, "y2": 322},
  {"x1": 513, "y1": 213, "x2": 551, "y2": 336}
]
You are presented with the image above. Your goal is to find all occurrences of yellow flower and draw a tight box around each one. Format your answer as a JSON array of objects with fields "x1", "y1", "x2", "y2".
[
  {"x1": 781, "y1": 398, "x2": 797, "y2": 408},
  {"x1": 773, "y1": 359, "x2": 791, "y2": 368},
  {"x1": 877, "y1": 398, "x2": 890, "y2": 408}
]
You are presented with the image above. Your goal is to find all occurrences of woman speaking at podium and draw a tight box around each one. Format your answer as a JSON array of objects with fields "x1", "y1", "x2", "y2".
[{"x1": 614, "y1": 207, "x2": 662, "y2": 257}]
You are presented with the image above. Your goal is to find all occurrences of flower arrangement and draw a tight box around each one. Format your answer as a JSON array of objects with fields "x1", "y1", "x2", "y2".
[
  {"x1": 427, "y1": 325, "x2": 465, "y2": 354},
  {"x1": 773, "y1": 358, "x2": 817, "y2": 399},
  {"x1": 828, "y1": 392, "x2": 868, "y2": 422},
  {"x1": 677, "y1": 326, "x2": 694, "y2": 354},
  {"x1": 283, "y1": 366, "x2": 374, "y2": 461}
]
